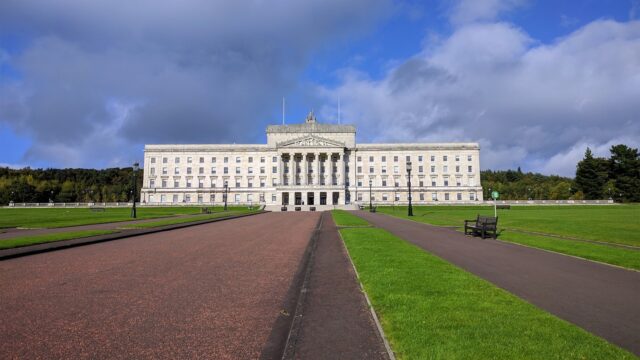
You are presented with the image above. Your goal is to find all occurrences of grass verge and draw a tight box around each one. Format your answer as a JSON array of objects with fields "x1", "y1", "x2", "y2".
[
  {"x1": 332, "y1": 210, "x2": 371, "y2": 227},
  {"x1": 119, "y1": 210, "x2": 259, "y2": 229},
  {"x1": 333, "y1": 213, "x2": 634, "y2": 359},
  {"x1": 0, "y1": 230, "x2": 118, "y2": 250}
]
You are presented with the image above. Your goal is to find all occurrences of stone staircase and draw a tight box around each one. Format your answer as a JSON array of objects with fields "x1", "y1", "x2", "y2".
[{"x1": 264, "y1": 204, "x2": 359, "y2": 212}]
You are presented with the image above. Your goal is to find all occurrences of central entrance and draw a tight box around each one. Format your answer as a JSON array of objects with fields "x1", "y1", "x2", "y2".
[
  {"x1": 294, "y1": 192, "x2": 302, "y2": 205},
  {"x1": 307, "y1": 192, "x2": 315, "y2": 205}
]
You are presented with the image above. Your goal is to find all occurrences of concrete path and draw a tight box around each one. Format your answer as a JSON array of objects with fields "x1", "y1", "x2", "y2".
[
  {"x1": 355, "y1": 211, "x2": 640, "y2": 356},
  {"x1": 290, "y1": 212, "x2": 389, "y2": 360},
  {"x1": 0, "y1": 212, "x2": 319, "y2": 359}
]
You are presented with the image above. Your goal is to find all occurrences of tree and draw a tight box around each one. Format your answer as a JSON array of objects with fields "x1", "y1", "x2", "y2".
[
  {"x1": 575, "y1": 148, "x2": 608, "y2": 200},
  {"x1": 608, "y1": 144, "x2": 640, "y2": 202}
]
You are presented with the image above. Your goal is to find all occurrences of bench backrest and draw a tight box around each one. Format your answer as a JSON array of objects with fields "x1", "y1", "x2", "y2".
[{"x1": 476, "y1": 215, "x2": 498, "y2": 229}]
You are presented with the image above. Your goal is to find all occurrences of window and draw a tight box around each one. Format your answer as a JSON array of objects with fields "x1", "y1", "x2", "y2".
[
  {"x1": 248, "y1": 180, "x2": 253, "y2": 188},
  {"x1": 272, "y1": 166, "x2": 277, "y2": 174},
  {"x1": 174, "y1": 168, "x2": 180, "y2": 175},
  {"x1": 420, "y1": 193, "x2": 425, "y2": 200},
  {"x1": 211, "y1": 180, "x2": 216, "y2": 187},
  {"x1": 357, "y1": 156, "x2": 362, "y2": 162},
  {"x1": 418, "y1": 166, "x2": 423, "y2": 173},
  {"x1": 259, "y1": 193, "x2": 265, "y2": 202},
  {"x1": 470, "y1": 192, "x2": 475, "y2": 201},
  {"x1": 236, "y1": 156, "x2": 241, "y2": 163},
  {"x1": 161, "y1": 179, "x2": 167, "y2": 188},
  {"x1": 418, "y1": 155, "x2": 423, "y2": 162},
  {"x1": 273, "y1": 156, "x2": 278, "y2": 162},
  {"x1": 175, "y1": 157, "x2": 180, "y2": 163},
  {"x1": 248, "y1": 156, "x2": 253, "y2": 163},
  {"x1": 456, "y1": 179, "x2": 461, "y2": 186},
  {"x1": 163, "y1": 157, "x2": 168, "y2": 164},
  {"x1": 235, "y1": 167, "x2": 241, "y2": 174},
  {"x1": 234, "y1": 194, "x2": 240, "y2": 203},
  {"x1": 160, "y1": 194, "x2": 166, "y2": 203},
  {"x1": 150, "y1": 167, "x2": 155, "y2": 175},
  {"x1": 248, "y1": 167, "x2": 253, "y2": 174},
  {"x1": 394, "y1": 165, "x2": 399, "y2": 174},
  {"x1": 393, "y1": 156, "x2": 398, "y2": 162},
  {"x1": 210, "y1": 194, "x2": 216, "y2": 202},
  {"x1": 443, "y1": 166, "x2": 448, "y2": 173},
  {"x1": 199, "y1": 167, "x2": 204, "y2": 174},
  {"x1": 419, "y1": 180, "x2": 424, "y2": 187},
  {"x1": 260, "y1": 167, "x2": 265, "y2": 174},
  {"x1": 357, "y1": 166, "x2": 362, "y2": 174},
  {"x1": 469, "y1": 177, "x2": 476, "y2": 186},
  {"x1": 186, "y1": 179, "x2": 192, "y2": 188},
  {"x1": 382, "y1": 194, "x2": 388, "y2": 201},
  {"x1": 369, "y1": 156, "x2": 374, "y2": 162},
  {"x1": 369, "y1": 166, "x2": 374, "y2": 174},
  {"x1": 212, "y1": 157, "x2": 216, "y2": 163},
  {"x1": 430, "y1": 165, "x2": 436, "y2": 173},
  {"x1": 445, "y1": 193, "x2": 450, "y2": 201},
  {"x1": 272, "y1": 178, "x2": 278, "y2": 186},
  {"x1": 260, "y1": 157, "x2": 265, "y2": 163},
  {"x1": 198, "y1": 179, "x2": 204, "y2": 188},
  {"x1": 455, "y1": 155, "x2": 460, "y2": 162},
  {"x1": 457, "y1": 193, "x2": 462, "y2": 201},
  {"x1": 224, "y1": 157, "x2": 228, "y2": 163},
  {"x1": 382, "y1": 179, "x2": 387, "y2": 186},
  {"x1": 150, "y1": 157, "x2": 156, "y2": 164},
  {"x1": 432, "y1": 193, "x2": 437, "y2": 201},
  {"x1": 235, "y1": 180, "x2": 241, "y2": 187},
  {"x1": 357, "y1": 193, "x2": 363, "y2": 201},
  {"x1": 357, "y1": 179, "x2": 363, "y2": 186},
  {"x1": 468, "y1": 166, "x2": 473, "y2": 173},
  {"x1": 150, "y1": 179, "x2": 155, "y2": 188},
  {"x1": 223, "y1": 167, "x2": 228, "y2": 174},
  {"x1": 382, "y1": 165, "x2": 387, "y2": 174},
  {"x1": 172, "y1": 194, "x2": 179, "y2": 203},
  {"x1": 431, "y1": 178, "x2": 436, "y2": 186},
  {"x1": 455, "y1": 166, "x2": 460, "y2": 173},
  {"x1": 211, "y1": 167, "x2": 216, "y2": 174},
  {"x1": 382, "y1": 156, "x2": 386, "y2": 162},
  {"x1": 187, "y1": 167, "x2": 192, "y2": 174},
  {"x1": 260, "y1": 179, "x2": 265, "y2": 188},
  {"x1": 406, "y1": 155, "x2": 411, "y2": 162},
  {"x1": 174, "y1": 179, "x2": 179, "y2": 187},
  {"x1": 162, "y1": 167, "x2": 167, "y2": 175},
  {"x1": 444, "y1": 179, "x2": 449, "y2": 186},
  {"x1": 185, "y1": 194, "x2": 191, "y2": 203},
  {"x1": 272, "y1": 194, "x2": 277, "y2": 202},
  {"x1": 468, "y1": 155, "x2": 472, "y2": 161},
  {"x1": 443, "y1": 155, "x2": 448, "y2": 161},
  {"x1": 199, "y1": 157, "x2": 204, "y2": 163},
  {"x1": 430, "y1": 155, "x2": 435, "y2": 162},
  {"x1": 187, "y1": 157, "x2": 192, "y2": 163}
]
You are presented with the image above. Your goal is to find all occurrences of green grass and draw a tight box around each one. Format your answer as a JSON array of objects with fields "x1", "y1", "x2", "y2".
[
  {"x1": 379, "y1": 205, "x2": 640, "y2": 247},
  {"x1": 336, "y1": 221, "x2": 634, "y2": 359},
  {"x1": 120, "y1": 209, "x2": 259, "y2": 229},
  {"x1": 332, "y1": 209, "x2": 371, "y2": 227},
  {"x1": 0, "y1": 206, "x2": 244, "y2": 229},
  {"x1": 499, "y1": 231, "x2": 640, "y2": 270},
  {"x1": 0, "y1": 230, "x2": 118, "y2": 250}
]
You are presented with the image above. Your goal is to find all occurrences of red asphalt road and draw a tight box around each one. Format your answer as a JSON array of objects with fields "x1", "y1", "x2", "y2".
[{"x1": 0, "y1": 212, "x2": 320, "y2": 359}]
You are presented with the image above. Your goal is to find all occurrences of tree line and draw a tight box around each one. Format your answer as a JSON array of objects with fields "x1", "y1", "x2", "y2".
[{"x1": 0, "y1": 144, "x2": 637, "y2": 204}]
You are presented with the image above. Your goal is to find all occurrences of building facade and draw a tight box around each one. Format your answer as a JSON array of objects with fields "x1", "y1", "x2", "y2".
[{"x1": 141, "y1": 113, "x2": 483, "y2": 209}]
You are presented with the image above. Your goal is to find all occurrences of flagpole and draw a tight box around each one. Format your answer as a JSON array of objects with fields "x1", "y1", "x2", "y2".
[
  {"x1": 338, "y1": 97, "x2": 341, "y2": 124},
  {"x1": 282, "y1": 97, "x2": 285, "y2": 125}
]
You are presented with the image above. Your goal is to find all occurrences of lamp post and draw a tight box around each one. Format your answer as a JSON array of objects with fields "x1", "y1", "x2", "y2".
[
  {"x1": 369, "y1": 178, "x2": 373, "y2": 212},
  {"x1": 223, "y1": 180, "x2": 228, "y2": 211},
  {"x1": 131, "y1": 162, "x2": 139, "y2": 218},
  {"x1": 406, "y1": 161, "x2": 413, "y2": 216},
  {"x1": 394, "y1": 185, "x2": 398, "y2": 212},
  {"x1": 49, "y1": 190, "x2": 54, "y2": 203}
]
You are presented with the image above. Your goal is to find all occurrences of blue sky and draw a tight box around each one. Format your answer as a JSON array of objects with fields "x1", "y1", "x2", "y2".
[{"x1": 1, "y1": 0, "x2": 639, "y2": 176}]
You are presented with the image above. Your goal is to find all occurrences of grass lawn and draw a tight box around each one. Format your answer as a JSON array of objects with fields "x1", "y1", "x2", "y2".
[
  {"x1": 377, "y1": 205, "x2": 640, "y2": 271},
  {"x1": 378, "y1": 205, "x2": 640, "y2": 247},
  {"x1": 0, "y1": 206, "x2": 244, "y2": 229},
  {"x1": 0, "y1": 230, "x2": 118, "y2": 250},
  {"x1": 333, "y1": 212, "x2": 634, "y2": 359},
  {"x1": 120, "y1": 209, "x2": 259, "y2": 229},
  {"x1": 332, "y1": 209, "x2": 371, "y2": 227}
]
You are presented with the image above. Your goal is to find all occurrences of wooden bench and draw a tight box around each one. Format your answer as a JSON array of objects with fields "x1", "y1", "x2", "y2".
[
  {"x1": 464, "y1": 215, "x2": 498, "y2": 239},
  {"x1": 496, "y1": 204, "x2": 511, "y2": 210}
]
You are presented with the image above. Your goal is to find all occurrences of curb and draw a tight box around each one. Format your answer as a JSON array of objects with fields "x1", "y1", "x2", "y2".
[
  {"x1": 0, "y1": 211, "x2": 266, "y2": 261},
  {"x1": 337, "y1": 229, "x2": 396, "y2": 360}
]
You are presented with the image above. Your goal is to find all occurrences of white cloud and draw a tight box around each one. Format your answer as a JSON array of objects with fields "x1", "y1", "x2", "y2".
[
  {"x1": 320, "y1": 19, "x2": 640, "y2": 176},
  {"x1": 448, "y1": 0, "x2": 527, "y2": 26}
]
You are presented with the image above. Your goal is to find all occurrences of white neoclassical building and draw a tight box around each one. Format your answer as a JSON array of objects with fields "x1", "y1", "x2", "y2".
[{"x1": 141, "y1": 112, "x2": 483, "y2": 210}]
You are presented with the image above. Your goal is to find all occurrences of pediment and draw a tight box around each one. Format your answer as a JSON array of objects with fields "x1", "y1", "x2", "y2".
[{"x1": 277, "y1": 135, "x2": 345, "y2": 148}]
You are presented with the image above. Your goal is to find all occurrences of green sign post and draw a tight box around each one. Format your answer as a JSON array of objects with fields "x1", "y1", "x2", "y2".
[{"x1": 491, "y1": 191, "x2": 499, "y2": 217}]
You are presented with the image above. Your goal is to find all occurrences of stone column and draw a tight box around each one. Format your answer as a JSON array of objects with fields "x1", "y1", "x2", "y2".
[
  {"x1": 316, "y1": 153, "x2": 321, "y2": 185},
  {"x1": 293, "y1": 154, "x2": 299, "y2": 185},
  {"x1": 337, "y1": 152, "x2": 344, "y2": 186},
  {"x1": 303, "y1": 153, "x2": 309, "y2": 185},
  {"x1": 279, "y1": 153, "x2": 284, "y2": 186}
]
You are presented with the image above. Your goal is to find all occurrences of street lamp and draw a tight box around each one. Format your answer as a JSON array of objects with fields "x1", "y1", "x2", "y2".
[
  {"x1": 369, "y1": 178, "x2": 373, "y2": 212},
  {"x1": 131, "y1": 162, "x2": 139, "y2": 218},
  {"x1": 406, "y1": 161, "x2": 413, "y2": 216},
  {"x1": 394, "y1": 185, "x2": 398, "y2": 211},
  {"x1": 223, "y1": 181, "x2": 229, "y2": 211},
  {"x1": 49, "y1": 190, "x2": 54, "y2": 203}
]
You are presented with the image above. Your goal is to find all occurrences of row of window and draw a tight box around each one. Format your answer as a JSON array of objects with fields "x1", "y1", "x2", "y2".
[
  {"x1": 357, "y1": 154, "x2": 473, "y2": 163},
  {"x1": 357, "y1": 165, "x2": 473, "y2": 174},
  {"x1": 357, "y1": 192, "x2": 477, "y2": 202},
  {"x1": 357, "y1": 177, "x2": 476, "y2": 187}
]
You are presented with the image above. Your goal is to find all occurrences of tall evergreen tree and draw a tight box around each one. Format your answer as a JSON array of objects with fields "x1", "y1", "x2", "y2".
[
  {"x1": 608, "y1": 144, "x2": 640, "y2": 202},
  {"x1": 575, "y1": 148, "x2": 608, "y2": 199}
]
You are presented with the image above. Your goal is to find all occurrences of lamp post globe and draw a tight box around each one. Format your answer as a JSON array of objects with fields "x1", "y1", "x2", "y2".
[
  {"x1": 131, "y1": 162, "x2": 139, "y2": 218},
  {"x1": 406, "y1": 161, "x2": 413, "y2": 216}
]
